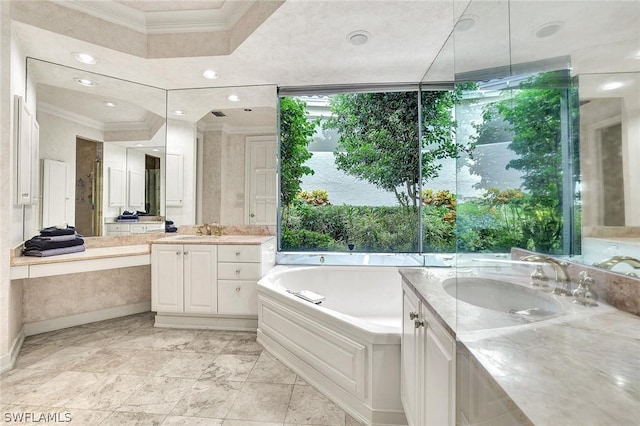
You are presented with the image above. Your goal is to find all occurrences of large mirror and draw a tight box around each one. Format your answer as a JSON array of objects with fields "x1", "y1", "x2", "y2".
[
  {"x1": 166, "y1": 85, "x2": 277, "y2": 227},
  {"x1": 27, "y1": 58, "x2": 167, "y2": 238}
]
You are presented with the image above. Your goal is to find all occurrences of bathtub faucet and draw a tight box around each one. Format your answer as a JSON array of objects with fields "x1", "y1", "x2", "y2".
[{"x1": 521, "y1": 255, "x2": 572, "y2": 296}]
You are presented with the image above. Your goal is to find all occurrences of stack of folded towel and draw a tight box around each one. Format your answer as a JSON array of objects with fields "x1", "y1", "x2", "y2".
[
  {"x1": 116, "y1": 211, "x2": 139, "y2": 222},
  {"x1": 165, "y1": 220, "x2": 177, "y2": 233},
  {"x1": 23, "y1": 225, "x2": 85, "y2": 257}
]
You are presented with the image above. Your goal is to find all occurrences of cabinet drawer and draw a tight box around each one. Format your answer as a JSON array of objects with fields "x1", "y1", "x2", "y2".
[
  {"x1": 218, "y1": 245, "x2": 262, "y2": 263},
  {"x1": 105, "y1": 223, "x2": 129, "y2": 232},
  {"x1": 130, "y1": 224, "x2": 147, "y2": 234},
  {"x1": 218, "y1": 262, "x2": 261, "y2": 280},
  {"x1": 218, "y1": 280, "x2": 258, "y2": 315}
]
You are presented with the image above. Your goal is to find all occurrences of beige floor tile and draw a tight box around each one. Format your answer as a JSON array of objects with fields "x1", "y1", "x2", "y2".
[
  {"x1": 294, "y1": 376, "x2": 309, "y2": 386},
  {"x1": 184, "y1": 331, "x2": 236, "y2": 354},
  {"x1": 163, "y1": 415, "x2": 224, "y2": 425},
  {"x1": 66, "y1": 373, "x2": 144, "y2": 410},
  {"x1": 99, "y1": 349, "x2": 175, "y2": 376},
  {"x1": 0, "y1": 369, "x2": 60, "y2": 405},
  {"x1": 14, "y1": 345, "x2": 62, "y2": 369},
  {"x1": 224, "y1": 421, "x2": 284, "y2": 426},
  {"x1": 15, "y1": 371, "x2": 105, "y2": 407},
  {"x1": 171, "y1": 379, "x2": 242, "y2": 419},
  {"x1": 345, "y1": 413, "x2": 366, "y2": 425},
  {"x1": 200, "y1": 354, "x2": 258, "y2": 382},
  {"x1": 110, "y1": 329, "x2": 200, "y2": 351},
  {"x1": 284, "y1": 385, "x2": 345, "y2": 426},
  {"x1": 156, "y1": 352, "x2": 217, "y2": 379},
  {"x1": 116, "y1": 376, "x2": 196, "y2": 415},
  {"x1": 226, "y1": 382, "x2": 293, "y2": 423},
  {"x1": 72, "y1": 327, "x2": 131, "y2": 348},
  {"x1": 24, "y1": 346, "x2": 103, "y2": 372},
  {"x1": 222, "y1": 334, "x2": 264, "y2": 356},
  {"x1": 247, "y1": 351, "x2": 296, "y2": 385},
  {"x1": 100, "y1": 410, "x2": 166, "y2": 425}
]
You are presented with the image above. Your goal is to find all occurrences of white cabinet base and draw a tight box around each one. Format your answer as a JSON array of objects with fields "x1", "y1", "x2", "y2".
[{"x1": 154, "y1": 313, "x2": 257, "y2": 331}]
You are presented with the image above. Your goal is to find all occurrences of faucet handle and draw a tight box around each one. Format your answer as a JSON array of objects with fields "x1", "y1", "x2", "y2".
[{"x1": 530, "y1": 265, "x2": 550, "y2": 287}]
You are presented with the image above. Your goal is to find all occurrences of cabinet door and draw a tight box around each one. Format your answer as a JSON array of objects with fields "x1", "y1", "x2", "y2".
[
  {"x1": 401, "y1": 283, "x2": 423, "y2": 426},
  {"x1": 183, "y1": 244, "x2": 217, "y2": 314},
  {"x1": 152, "y1": 244, "x2": 184, "y2": 312},
  {"x1": 218, "y1": 280, "x2": 258, "y2": 315},
  {"x1": 166, "y1": 153, "x2": 184, "y2": 206},
  {"x1": 108, "y1": 167, "x2": 125, "y2": 207},
  {"x1": 424, "y1": 313, "x2": 456, "y2": 426},
  {"x1": 128, "y1": 170, "x2": 145, "y2": 208},
  {"x1": 15, "y1": 95, "x2": 33, "y2": 205}
]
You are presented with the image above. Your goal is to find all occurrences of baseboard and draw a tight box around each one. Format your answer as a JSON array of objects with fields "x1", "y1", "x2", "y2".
[
  {"x1": 155, "y1": 313, "x2": 258, "y2": 331},
  {"x1": 0, "y1": 326, "x2": 25, "y2": 374},
  {"x1": 23, "y1": 302, "x2": 151, "y2": 336}
]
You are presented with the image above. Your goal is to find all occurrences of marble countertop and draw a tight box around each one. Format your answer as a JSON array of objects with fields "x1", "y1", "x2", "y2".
[
  {"x1": 399, "y1": 267, "x2": 640, "y2": 425},
  {"x1": 10, "y1": 244, "x2": 150, "y2": 267},
  {"x1": 153, "y1": 235, "x2": 276, "y2": 245}
]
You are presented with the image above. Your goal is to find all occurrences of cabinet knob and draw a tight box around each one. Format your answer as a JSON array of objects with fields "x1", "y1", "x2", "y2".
[
  {"x1": 235, "y1": 251, "x2": 241, "y2": 256},
  {"x1": 184, "y1": 252, "x2": 188, "y2": 255},
  {"x1": 250, "y1": 213, "x2": 255, "y2": 217},
  {"x1": 414, "y1": 319, "x2": 426, "y2": 329},
  {"x1": 409, "y1": 311, "x2": 419, "y2": 320},
  {"x1": 235, "y1": 269, "x2": 241, "y2": 275},
  {"x1": 22, "y1": 193, "x2": 29, "y2": 197},
  {"x1": 235, "y1": 287, "x2": 241, "y2": 293},
  {"x1": 176, "y1": 251, "x2": 181, "y2": 255}
]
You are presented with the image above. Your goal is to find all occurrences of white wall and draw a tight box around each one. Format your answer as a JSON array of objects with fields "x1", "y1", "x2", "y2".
[
  {"x1": 102, "y1": 142, "x2": 127, "y2": 221},
  {"x1": 166, "y1": 119, "x2": 196, "y2": 226}
]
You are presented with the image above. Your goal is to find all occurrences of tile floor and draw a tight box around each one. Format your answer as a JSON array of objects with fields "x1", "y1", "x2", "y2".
[{"x1": 0, "y1": 313, "x2": 363, "y2": 425}]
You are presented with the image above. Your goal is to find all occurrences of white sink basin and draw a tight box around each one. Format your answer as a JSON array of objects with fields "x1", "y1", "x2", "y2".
[{"x1": 443, "y1": 277, "x2": 564, "y2": 318}]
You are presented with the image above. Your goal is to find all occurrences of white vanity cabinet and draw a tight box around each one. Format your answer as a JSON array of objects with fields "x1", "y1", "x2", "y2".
[
  {"x1": 151, "y1": 244, "x2": 217, "y2": 313},
  {"x1": 104, "y1": 222, "x2": 164, "y2": 236},
  {"x1": 401, "y1": 280, "x2": 456, "y2": 426},
  {"x1": 151, "y1": 237, "x2": 276, "y2": 330}
]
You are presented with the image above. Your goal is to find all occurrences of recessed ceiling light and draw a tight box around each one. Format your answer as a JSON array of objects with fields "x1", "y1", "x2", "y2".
[
  {"x1": 172, "y1": 110, "x2": 186, "y2": 116},
  {"x1": 73, "y1": 52, "x2": 99, "y2": 65},
  {"x1": 535, "y1": 21, "x2": 564, "y2": 38},
  {"x1": 601, "y1": 81, "x2": 624, "y2": 91},
  {"x1": 103, "y1": 101, "x2": 116, "y2": 107},
  {"x1": 74, "y1": 78, "x2": 96, "y2": 87},
  {"x1": 347, "y1": 30, "x2": 370, "y2": 46},
  {"x1": 228, "y1": 95, "x2": 240, "y2": 102},
  {"x1": 244, "y1": 108, "x2": 252, "y2": 112},
  {"x1": 152, "y1": 148, "x2": 160, "y2": 152},
  {"x1": 202, "y1": 69, "x2": 219, "y2": 79},
  {"x1": 455, "y1": 16, "x2": 476, "y2": 32},
  {"x1": 135, "y1": 143, "x2": 144, "y2": 147}
]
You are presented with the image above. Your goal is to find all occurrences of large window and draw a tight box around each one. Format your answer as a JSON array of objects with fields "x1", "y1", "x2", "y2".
[{"x1": 278, "y1": 74, "x2": 579, "y2": 257}]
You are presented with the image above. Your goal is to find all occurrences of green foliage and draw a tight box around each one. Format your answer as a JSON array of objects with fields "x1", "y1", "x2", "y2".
[
  {"x1": 323, "y1": 91, "x2": 470, "y2": 208},
  {"x1": 297, "y1": 189, "x2": 330, "y2": 206},
  {"x1": 280, "y1": 97, "x2": 318, "y2": 207},
  {"x1": 281, "y1": 229, "x2": 334, "y2": 251}
]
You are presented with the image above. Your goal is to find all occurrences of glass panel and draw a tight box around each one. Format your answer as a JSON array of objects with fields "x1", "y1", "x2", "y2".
[{"x1": 279, "y1": 90, "x2": 421, "y2": 255}]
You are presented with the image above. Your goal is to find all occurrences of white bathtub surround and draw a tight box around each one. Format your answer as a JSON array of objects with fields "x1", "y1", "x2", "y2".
[
  {"x1": 399, "y1": 267, "x2": 640, "y2": 425},
  {"x1": 257, "y1": 265, "x2": 407, "y2": 426}
]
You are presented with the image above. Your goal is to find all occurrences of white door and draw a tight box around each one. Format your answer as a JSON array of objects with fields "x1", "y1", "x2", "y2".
[
  {"x1": 16, "y1": 96, "x2": 33, "y2": 205},
  {"x1": 166, "y1": 153, "x2": 184, "y2": 206},
  {"x1": 151, "y1": 244, "x2": 184, "y2": 312},
  {"x1": 246, "y1": 136, "x2": 276, "y2": 225},
  {"x1": 41, "y1": 159, "x2": 68, "y2": 228},
  {"x1": 183, "y1": 244, "x2": 218, "y2": 314}
]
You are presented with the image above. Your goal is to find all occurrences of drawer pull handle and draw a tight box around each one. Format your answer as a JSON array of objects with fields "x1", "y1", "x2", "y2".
[
  {"x1": 235, "y1": 287, "x2": 241, "y2": 293},
  {"x1": 235, "y1": 269, "x2": 241, "y2": 275},
  {"x1": 235, "y1": 251, "x2": 241, "y2": 256}
]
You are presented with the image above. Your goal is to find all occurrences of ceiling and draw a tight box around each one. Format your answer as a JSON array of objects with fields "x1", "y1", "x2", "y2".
[{"x1": 11, "y1": 0, "x2": 640, "y2": 130}]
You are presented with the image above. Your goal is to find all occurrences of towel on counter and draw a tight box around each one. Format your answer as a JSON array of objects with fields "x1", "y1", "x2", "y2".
[
  {"x1": 39, "y1": 225, "x2": 76, "y2": 237},
  {"x1": 23, "y1": 245, "x2": 86, "y2": 257},
  {"x1": 24, "y1": 236, "x2": 84, "y2": 251},
  {"x1": 36, "y1": 233, "x2": 79, "y2": 242}
]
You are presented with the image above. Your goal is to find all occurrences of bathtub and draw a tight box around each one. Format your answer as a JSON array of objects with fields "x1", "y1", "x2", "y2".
[{"x1": 256, "y1": 265, "x2": 408, "y2": 426}]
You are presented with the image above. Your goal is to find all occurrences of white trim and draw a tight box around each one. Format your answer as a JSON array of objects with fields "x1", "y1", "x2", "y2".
[
  {"x1": 0, "y1": 326, "x2": 25, "y2": 374},
  {"x1": 38, "y1": 101, "x2": 104, "y2": 131},
  {"x1": 56, "y1": 0, "x2": 254, "y2": 34},
  {"x1": 24, "y1": 302, "x2": 151, "y2": 336},
  {"x1": 154, "y1": 313, "x2": 257, "y2": 331},
  {"x1": 202, "y1": 122, "x2": 276, "y2": 135}
]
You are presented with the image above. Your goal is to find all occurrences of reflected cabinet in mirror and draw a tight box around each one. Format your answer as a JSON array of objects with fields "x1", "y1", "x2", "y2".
[
  {"x1": 166, "y1": 85, "x2": 277, "y2": 228},
  {"x1": 27, "y1": 58, "x2": 167, "y2": 238}
]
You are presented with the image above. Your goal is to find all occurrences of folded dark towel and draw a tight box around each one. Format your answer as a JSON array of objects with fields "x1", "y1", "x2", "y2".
[
  {"x1": 39, "y1": 226, "x2": 76, "y2": 237},
  {"x1": 23, "y1": 245, "x2": 86, "y2": 257},
  {"x1": 37, "y1": 233, "x2": 77, "y2": 242},
  {"x1": 165, "y1": 225, "x2": 178, "y2": 233},
  {"x1": 165, "y1": 220, "x2": 174, "y2": 225},
  {"x1": 116, "y1": 218, "x2": 139, "y2": 222},
  {"x1": 24, "y1": 236, "x2": 84, "y2": 251},
  {"x1": 136, "y1": 210, "x2": 148, "y2": 216}
]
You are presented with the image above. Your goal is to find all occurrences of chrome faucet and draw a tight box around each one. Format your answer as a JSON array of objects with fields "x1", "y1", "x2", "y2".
[
  {"x1": 521, "y1": 254, "x2": 572, "y2": 295},
  {"x1": 593, "y1": 256, "x2": 640, "y2": 275}
]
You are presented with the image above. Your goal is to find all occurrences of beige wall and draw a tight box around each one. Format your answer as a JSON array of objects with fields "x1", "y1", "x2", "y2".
[
  {"x1": 22, "y1": 266, "x2": 150, "y2": 324},
  {"x1": 202, "y1": 129, "x2": 223, "y2": 224}
]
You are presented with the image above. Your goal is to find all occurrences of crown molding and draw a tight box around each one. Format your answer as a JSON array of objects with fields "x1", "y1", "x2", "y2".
[
  {"x1": 38, "y1": 101, "x2": 105, "y2": 131},
  {"x1": 54, "y1": 0, "x2": 254, "y2": 34},
  {"x1": 202, "y1": 122, "x2": 275, "y2": 135}
]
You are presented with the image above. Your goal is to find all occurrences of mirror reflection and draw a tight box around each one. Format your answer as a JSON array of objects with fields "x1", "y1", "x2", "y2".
[
  {"x1": 166, "y1": 85, "x2": 277, "y2": 227},
  {"x1": 27, "y1": 58, "x2": 167, "y2": 238}
]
